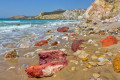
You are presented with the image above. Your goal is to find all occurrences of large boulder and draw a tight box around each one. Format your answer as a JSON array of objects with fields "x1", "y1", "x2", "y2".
[{"x1": 25, "y1": 50, "x2": 68, "y2": 78}]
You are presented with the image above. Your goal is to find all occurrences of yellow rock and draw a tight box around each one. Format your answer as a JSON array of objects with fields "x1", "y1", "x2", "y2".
[
  {"x1": 102, "y1": 49, "x2": 108, "y2": 53},
  {"x1": 86, "y1": 64, "x2": 92, "y2": 68},
  {"x1": 82, "y1": 57, "x2": 88, "y2": 61},
  {"x1": 93, "y1": 73, "x2": 100, "y2": 78},
  {"x1": 71, "y1": 67, "x2": 76, "y2": 71}
]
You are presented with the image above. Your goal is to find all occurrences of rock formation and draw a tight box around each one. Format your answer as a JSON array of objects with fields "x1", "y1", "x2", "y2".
[
  {"x1": 35, "y1": 11, "x2": 65, "y2": 19},
  {"x1": 83, "y1": 0, "x2": 120, "y2": 21},
  {"x1": 9, "y1": 15, "x2": 35, "y2": 19},
  {"x1": 63, "y1": 9, "x2": 86, "y2": 20}
]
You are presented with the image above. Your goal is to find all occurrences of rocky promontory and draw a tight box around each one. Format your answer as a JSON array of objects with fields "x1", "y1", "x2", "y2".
[{"x1": 9, "y1": 15, "x2": 35, "y2": 19}]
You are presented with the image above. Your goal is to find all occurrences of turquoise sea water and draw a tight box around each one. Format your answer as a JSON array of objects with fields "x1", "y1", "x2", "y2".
[{"x1": 0, "y1": 19, "x2": 80, "y2": 54}]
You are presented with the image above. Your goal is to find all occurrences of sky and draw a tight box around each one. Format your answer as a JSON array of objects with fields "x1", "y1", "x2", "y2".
[{"x1": 0, "y1": 0, "x2": 94, "y2": 18}]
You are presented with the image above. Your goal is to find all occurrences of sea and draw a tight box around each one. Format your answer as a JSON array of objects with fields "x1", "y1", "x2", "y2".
[{"x1": 0, "y1": 19, "x2": 81, "y2": 54}]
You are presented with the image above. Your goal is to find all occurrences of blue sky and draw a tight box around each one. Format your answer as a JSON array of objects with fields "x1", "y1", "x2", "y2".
[{"x1": 0, "y1": 0, "x2": 94, "y2": 18}]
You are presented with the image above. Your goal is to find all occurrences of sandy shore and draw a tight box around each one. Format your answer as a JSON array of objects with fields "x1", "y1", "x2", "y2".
[{"x1": 1, "y1": 21, "x2": 120, "y2": 80}]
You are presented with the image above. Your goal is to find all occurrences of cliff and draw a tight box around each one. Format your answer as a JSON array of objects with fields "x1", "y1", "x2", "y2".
[
  {"x1": 35, "y1": 11, "x2": 65, "y2": 19},
  {"x1": 63, "y1": 9, "x2": 86, "y2": 20},
  {"x1": 9, "y1": 15, "x2": 35, "y2": 19},
  {"x1": 83, "y1": 0, "x2": 120, "y2": 21}
]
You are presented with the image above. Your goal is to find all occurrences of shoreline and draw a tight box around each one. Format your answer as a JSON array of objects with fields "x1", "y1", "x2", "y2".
[{"x1": 1, "y1": 21, "x2": 120, "y2": 80}]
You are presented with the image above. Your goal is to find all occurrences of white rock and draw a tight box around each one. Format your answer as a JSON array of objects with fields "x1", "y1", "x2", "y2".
[
  {"x1": 62, "y1": 36, "x2": 69, "y2": 41},
  {"x1": 60, "y1": 49, "x2": 66, "y2": 52},
  {"x1": 98, "y1": 57, "x2": 105, "y2": 62}
]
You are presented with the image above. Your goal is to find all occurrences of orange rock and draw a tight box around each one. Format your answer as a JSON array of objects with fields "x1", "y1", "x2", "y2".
[
  {"x1": 113, "y1": 54, "x2": 120, "y2": 72},
  {"x1": 51, "y1": 41, "x2": 58, "y2": 46},
  {"x1": 101, "y1": 35, "x2": 118, "y2": 47},
  {"x1": 34, "y1": 40, "x2": 48, "y2": 46}
]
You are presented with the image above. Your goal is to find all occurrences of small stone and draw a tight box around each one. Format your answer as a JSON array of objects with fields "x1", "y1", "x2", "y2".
[
  {"x1": 91, "y1": 55, "x2": 98, "y2": 60},
  {"x1": 82, "y1": 57, "x2": 88, "y2": 61},
  {"x1": 93, "y1": 73, "x2": 100, "y2": 78},
  {"x1": 97, "y1": 61, "x2": 106, "y2": 66},
  {"x1": 4, "y1": 49, "x2": 18, "y2": 60},
  {"x1": 83, "y1": 68, "x2": 89, "y2": 71},
  {"x1": 53, "y1": 75, "x2": 56, "y2": 77},
  {"x1": 80, "y1": 45, "x2": 85, "y2": 48},
  {"x1": 98, "y1": 57, "x2": 105, "y2": 62},
  {"x1": 62, "y1": 36, "x2": 69, "y2": 41},
  {"x1": 60, "y1": 49, "x2": 66, "y2": 52},
  {"x1": 71, "y1": 67, "x2": 76, "y2": 71},
  {"x1": 7, "y1": 66, "x2": 15, "y2": 71},
  {"x1": 105, "y1": 52, "x2": 113, "y2": 56},
  {"x1": 20, "y1": 43, "x2": 30, "y2": 48},
  {"x1": 86, "y1": 64, "x2": 92, "y2": 68},
  {"x1": 88, "y1": 62, "x2": 98, "y2": 67},
  {"x1": 70, "y1": 60, "x2": 79, "y2": 65},
  {"x1": 78, "y1": 51, "x2": 89, "y2": 59},
  {"x1": 95, "y1": 51, "x2": 100, "y2": 54},
  {"x1": 90, "y1": 77, "x2": 102, "y2": 80},
  {"x1": 94, "y1": 44, "x2": 98, "y2": 46},
  {"x1": 102, "y1": 49, "x2": 108, "y2": 53}
]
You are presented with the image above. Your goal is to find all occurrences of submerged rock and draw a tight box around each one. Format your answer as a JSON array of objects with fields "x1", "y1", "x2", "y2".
[
  {"x1": 34, "y1": 40, "x2": 48, "y2": 46},
  {"x1": 57, "y1": 27, "x2": 69, "y2": 32}
]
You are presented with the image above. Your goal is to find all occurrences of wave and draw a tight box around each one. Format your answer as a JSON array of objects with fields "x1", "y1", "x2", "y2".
[
  {"x1": 0, "y1": 21, "x2": 21, "y2": 23},
  {"x1": 0, "y1": 24, "x2": 32, "y2": 33}
]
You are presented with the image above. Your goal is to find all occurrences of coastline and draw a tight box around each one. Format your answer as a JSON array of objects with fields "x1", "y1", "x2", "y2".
[{"x1": 1, "y1": 21, "x2": 120, "y2": 80}]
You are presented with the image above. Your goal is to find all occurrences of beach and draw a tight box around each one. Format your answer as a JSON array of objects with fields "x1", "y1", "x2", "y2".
[{"x1": 1, "y1": 20, "x2": 120, "y2": 80}]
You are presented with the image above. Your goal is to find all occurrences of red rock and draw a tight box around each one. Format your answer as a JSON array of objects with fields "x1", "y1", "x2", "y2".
[
  {"x1": 25, "y1": 50, "x2": 68, "y2": 78},
  {"x1": 101, "y1": 35, "x2": 118, "y2": 47},
  {"x1": 71, "y1": 33, "x2": 76, "y2": 37},
  {"x1": 34, "y1": 40, "x2": 48, "y2": 46},
  {"x1": 25, "y1": 64, "x2": 64, "y2": 78},
  {"x1": 51, "y1": 41, "x2": 58, "y2": 46},
  {"x1": 65, "y1": 34, "x2": 68, "y2": 36},
  {"x1": 38, "y1": 50, "x2": 68, "y2": 66},
  {"x1": 71, "y1": 40, "x2": 84, "y2": 52},
  {"x1": 57, "y1": 27, "x2": 69, "y2": 32}
]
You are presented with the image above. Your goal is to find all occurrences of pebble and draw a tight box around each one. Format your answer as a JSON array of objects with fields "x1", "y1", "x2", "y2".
[
  {"x1": 86, "y1": 64, "x2": 92, "y2": 68},
  {"x1": 7, "y1": 66, "x2": 15, "y2": 71},
  {"x1": 60, "y1": 49, "x2": 66, "y2": 52},
  {"x1": 91, "y1": 55, "x2": 98, "y2": 60},
  {"x1": 98, "y1": 57, "x2": 105, "y2": 62},
  {"x1": 88, "y1": 62, "x2": 98, "y2": 67},
  {"x1": 93, "y1": 73, "x2": 100, "y2": 78},
  {"x1": 71, "y1": 67, "x2": 76, "y2": 71},
  {"x1": 82, "y1": 57, "x2": 88, "y2": 61},
  {"x1": 90, "y1": 77, "x2": 102, "y2": 80},
  {"x1": 105, "y1": 52, "x2": 113, "y2": 56},
  {"x1": 95, "y1": 51, "x2": 100, "y2": 54},
  {"x1": 83, "y1": 68, "x2": 89, "y2": 71},
  {"x1": 78, "y1": 51, "x2": 89, "y2": 59},
  {"x1": 97, "y1": 61, "x2": 106, "y2": 66},
  {"x1": 94, "y1": 44, "x2": 98, "y2": 46},
  {"x1": 70, "y1": 60, "x2": 79, "y2": 65}
]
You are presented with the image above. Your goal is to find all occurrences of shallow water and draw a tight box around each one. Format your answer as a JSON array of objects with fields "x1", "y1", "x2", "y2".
[{"x1": 0, "y1": 19, "x2": 81, "y2": 54}]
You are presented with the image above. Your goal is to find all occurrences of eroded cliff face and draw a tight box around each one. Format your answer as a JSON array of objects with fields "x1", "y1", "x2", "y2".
[
  {"x1": 84, "y1": 0, "x2": 120, "y2": 20},
  {"x1": 63, "y1": 9, "x2": 86, "y2": 20},
  {"x1": 35, "y1": 11, "x2": 64, "y2": 19}
]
